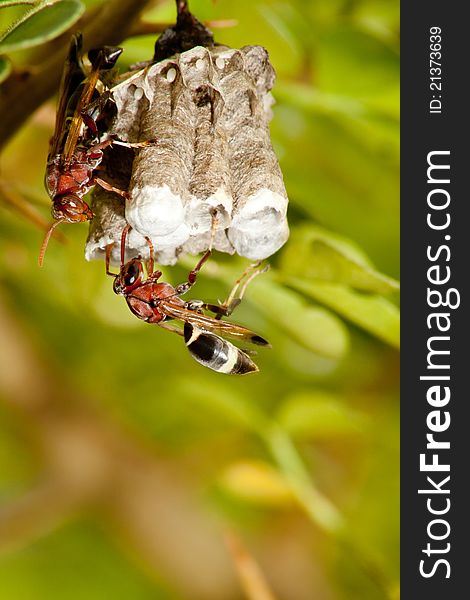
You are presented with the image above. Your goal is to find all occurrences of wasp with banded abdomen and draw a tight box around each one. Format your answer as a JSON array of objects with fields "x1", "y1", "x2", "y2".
[
  {"x1": 41, "y1": 33, "x2": 147, "y2": 265},
  {"x1": 106, "y1": 224, "x2": 270, "y2": 374}
]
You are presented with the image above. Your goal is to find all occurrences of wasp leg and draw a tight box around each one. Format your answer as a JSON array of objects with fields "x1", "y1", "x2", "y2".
[
  {"x1": 140, "y1": 235, "x2": 162, "y2": 282},
  {"x1": 88, "y1": 138, "x2": 114, "y2": 153},
  {"x1": 143, "y1": 235, "x2": 155, "y2": 275},
  {"x1": 197, "y1": 263, "x2": 268, "y2": 319},
  {"x1": 199, "y1": 299, "x2": 242, "y2": 319},
  {"x1": 94, "y1": 176, "x2": 129, "y2": 200},
  {"x1": 175, "y1": 209, "x2": 219, "y2": 295},
  {"x1": 89, "y1": 137, "x2": 153, "y2": 155},
  {"x1": 176, "y1": 248, "x2": 212, "y2": 294},
  {"x1": 112, "y1": 138, "x2": 154, "y2": 149},
  {"x1": 210, "y1": 262, "x2": 269, "y2": 320}
]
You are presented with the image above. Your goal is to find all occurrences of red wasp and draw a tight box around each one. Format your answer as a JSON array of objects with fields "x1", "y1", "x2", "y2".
[
  {"x1": 40, "y1": 34, "x2": 142, "y2": 266},
  {"x1": 106, "y1": 225, "x2": 270, "y2": 374}
]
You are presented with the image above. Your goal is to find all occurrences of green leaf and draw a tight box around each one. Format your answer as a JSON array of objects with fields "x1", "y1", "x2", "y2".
[
  {"x1": 277, "y1": 391, "x2": 368, "y2": 439},
  {"x1": 246, "y1": 274, "x2": 349, "y2": 360},
  {"x1": 280, "y1": 225, "x2": 399, "y2": 294},
  {"x1": 174, "y1": 379, "x2": 269, "y2": 433},
  {"x1": 0, "y1": 0, "x2": 84, "y2": 53},
  {"x1": 287, "y1": 277, "x2": 400, "y2": 349},
  {"x1": 317, "y1": 25, "x2": 399, "y2": 97},
  {"x1": 258, "y1": 3, "x2": 303, "y2": 62},
  {"x1": 263, "y1": 425, "x2": 344, "y2": 532},
  {"x1": 0, "y1": 55, "x2": 11, "y2": 82},
  {"x1": 219, "y1": 459, "x2": 295, "y2": 506}
]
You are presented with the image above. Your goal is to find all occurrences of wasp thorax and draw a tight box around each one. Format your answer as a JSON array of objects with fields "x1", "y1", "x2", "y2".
[{"x1": 52, "y1": 195, "x2": 93, "y2": 223}]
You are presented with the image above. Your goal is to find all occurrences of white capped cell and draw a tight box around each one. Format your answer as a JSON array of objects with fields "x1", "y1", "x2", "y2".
[
  {"x1": 166, "y1": 67, "x2": 177, "y2": 82},
  {"x1": 133, "y1": 86, "x2": 144, "y2": 100},
  {"x1": 228, "y1": 189, "x2": 289, "y2": 259},
  {"x1": 126, "y1": 184, "x2": 187, "y2": 237}
]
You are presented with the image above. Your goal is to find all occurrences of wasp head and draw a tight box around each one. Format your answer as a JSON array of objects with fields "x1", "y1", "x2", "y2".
[
  {"x1": 113, "y1": 259, "x2": 144, "y2": 295},
  {"x1": 52, "y1": 195, "x2": 93, "y2": 223}
]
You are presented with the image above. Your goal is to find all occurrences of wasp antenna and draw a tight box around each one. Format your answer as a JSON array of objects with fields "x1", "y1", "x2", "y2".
[
  {"x1": 38, "y1": 220, "x2": 61, "y2": 267},
  {"x1": 144, "y1": 235, "x2": 155, "y2": 274},
  {"x1": 120, "y1": 224, "x2": 132, "y2": 267}
]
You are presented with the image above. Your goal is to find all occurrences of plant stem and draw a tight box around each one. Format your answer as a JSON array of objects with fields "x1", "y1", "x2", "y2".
[
  {"x1": 0, "y1": 1, "x2": 36, "y2": 8},
  {"x1": 263, "y1": 424, "x2": 344, "y2": 533}
]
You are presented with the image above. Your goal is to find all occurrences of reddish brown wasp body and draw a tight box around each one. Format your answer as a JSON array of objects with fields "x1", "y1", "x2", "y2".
[
  {"x1": 40, "y1": 34, "x2": 129, "y2": 265},
  {"x1": 45, "y1": 146, "x2": 100, "y2": 223},
  {"x1": 107, "y1": 225, "x2": 270, "y2": 375}
]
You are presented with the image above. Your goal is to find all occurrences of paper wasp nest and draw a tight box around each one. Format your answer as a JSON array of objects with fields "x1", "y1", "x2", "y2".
[{"x1": 86, "y1": 45, "x2": 289, "y2": 265}]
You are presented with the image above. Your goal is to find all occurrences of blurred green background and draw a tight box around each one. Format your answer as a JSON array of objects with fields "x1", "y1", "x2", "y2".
[{"x1": 0, "y1": 1, "x2": 399, "y2": 599}]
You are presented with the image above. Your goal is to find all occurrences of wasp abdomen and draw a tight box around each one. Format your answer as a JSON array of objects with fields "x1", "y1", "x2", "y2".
[{"x1": 184, "y1": 323, "x2": 258, "y2": 375}]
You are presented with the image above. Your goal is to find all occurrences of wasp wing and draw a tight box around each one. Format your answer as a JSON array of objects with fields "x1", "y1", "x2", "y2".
[
  {"x1": 62, "y1": 64, "x2": 102, "y2": 162},
  {"x1": 63, "y1": 46, "x2": 123, "y2": 162},
  {"x1": 48, "y1": 33, "x2": 85, "y2": 158},
  {"x1": 159, "y1": 300, "x2": 270, "y2": 347}
]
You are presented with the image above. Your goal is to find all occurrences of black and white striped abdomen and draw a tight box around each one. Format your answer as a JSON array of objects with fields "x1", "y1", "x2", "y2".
[{"x1": 184, "y1": 323, "x2": 258, "y2": 375}]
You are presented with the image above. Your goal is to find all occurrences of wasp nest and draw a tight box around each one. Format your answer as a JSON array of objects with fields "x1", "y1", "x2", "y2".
[{"x1": 86, "y1": 44, "x2": 289, "y2": 265}]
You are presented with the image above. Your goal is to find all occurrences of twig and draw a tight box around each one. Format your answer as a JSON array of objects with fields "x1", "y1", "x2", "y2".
[
  {"x1": 0, "y1": 482, "x2": 79, "y2": 555},
  {"x1": 224, "y1": 529, "x2": 279, "y2": 600}
]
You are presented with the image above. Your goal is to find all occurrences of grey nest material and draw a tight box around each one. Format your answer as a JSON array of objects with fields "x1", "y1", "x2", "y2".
[{"x1": 86, "y1": 45, "x2": 289, "y2": 266}]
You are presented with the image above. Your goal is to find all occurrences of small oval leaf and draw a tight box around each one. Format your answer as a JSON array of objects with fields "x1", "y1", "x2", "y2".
[
  {"x1": 277, "y1": 391, "x2": 368, "y2": 439},
  {"x1": 220, "y1": 460, "x2": 294, "y2": 506},
  {"x1": 0, "y1": 0, "x2": 84, "y2": 53},
  {"x1": 0, "y1": 55, "x2": 11, "y2": 82},
  {"x1": 248, "y1": 275, "x2": 350, "y2": 360},
  {"x1": 280, "y1": 225, "x2": 399, "y2": 294},
  {"x1": 287, "y1": 277, "x2": 400, "y2": 349},
  {"x1": 174, "y1": 379, "x2": 268, "y2": 433}
]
